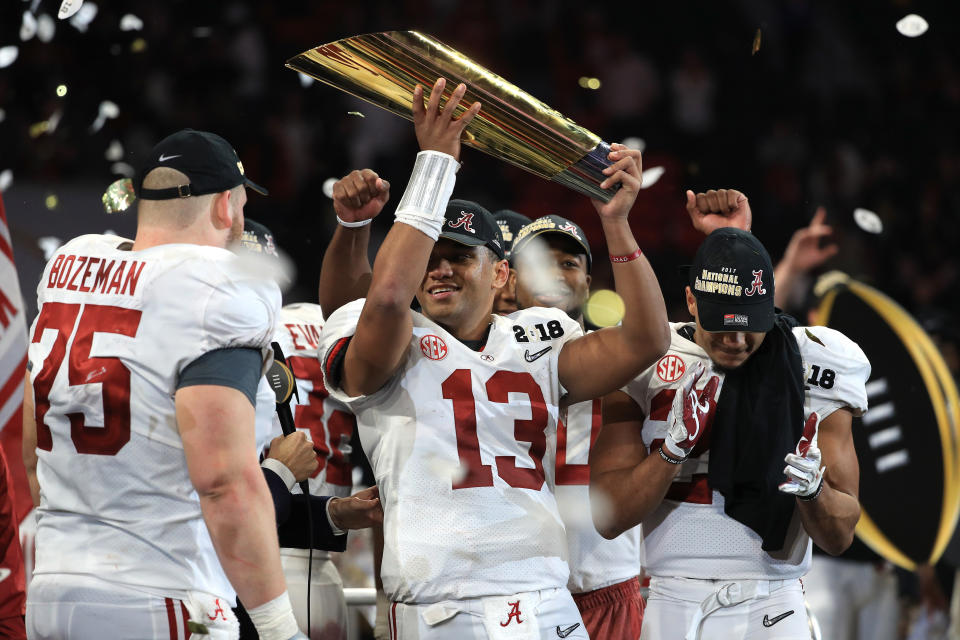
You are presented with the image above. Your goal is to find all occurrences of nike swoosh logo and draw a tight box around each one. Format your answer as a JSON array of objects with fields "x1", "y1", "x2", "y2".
[
  {"x1": 0, "y1": 568, "x2": 11, "y2": 583},
  {"x1": 762, "y1": 610, "x2": 794, "y2": 627},
  {"x1": 524, "y1": 346, "x2": 552, "y2": 363},
  {"x1": 158, "y1": 154, "x2": 181, "y2": 162},
  {"x1": 556, "y1": 623, "x2": 580, "y2": 638}
]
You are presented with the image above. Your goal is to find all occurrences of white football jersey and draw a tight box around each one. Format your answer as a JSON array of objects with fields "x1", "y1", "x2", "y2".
[
  {"x1": 28, "y1": 234, "x2": 280, "y2": 600},
  {"x1": 622, "y1": 322, "x2": 870, "y2": 580},
  {"x1": 556, "y1": 396, "x2": 641, "y2": 594},
  {"x1": 320, "y1": 299, "x2": 583, "y2": 603},
  {"x1": 271, "y1": 302, "x2": 355, "y2": 499}
]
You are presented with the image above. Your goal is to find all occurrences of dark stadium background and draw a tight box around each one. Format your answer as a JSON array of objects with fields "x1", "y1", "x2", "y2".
[{"x1": 2, "y1": 0, "x2": 958, "y2": 331}]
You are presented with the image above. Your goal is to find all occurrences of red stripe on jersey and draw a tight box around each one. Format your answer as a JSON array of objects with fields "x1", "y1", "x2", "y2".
[
  {"x1": 165, "y1": 598, "x2": 177, "y2": 639},
  {"x1": 323, "y1": 337, "x2": 351, "y2": 381},
  {"x1": 180, "y1": 602, "x2": 190, "y2": 639},
  {"x1": 391, "y1": 602, "x2": 398, "y2": 640},
  {"x1": 665, "y1": 473, "x2": 712, "y2": 504}
]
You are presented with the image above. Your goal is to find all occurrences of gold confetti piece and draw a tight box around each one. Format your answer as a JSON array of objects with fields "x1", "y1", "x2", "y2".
[
  {"x1": 102, "y1": 178, "x2": 135, "y2": 214},
  {"x1": 29, "y1": 121, "x2": 50, "y2": 138},
  {"x1": 56, "y1": 84, "x2": 67, "y2": 97},
  {"x1": 130, "y1": 37, "x2": 147, "y2": 53},
  {"x1": 752, "y1": 28, "x2": 762, "y2": 55},
  {"x1": 347, "y1": 111, "x2": 365, "y2": 117},
  {"x1": 45, "y1": 194, "x2": 59, "y2": 210}
]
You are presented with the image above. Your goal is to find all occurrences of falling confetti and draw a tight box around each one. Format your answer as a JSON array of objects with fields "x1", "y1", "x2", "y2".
[
  {"x1": 347, "y1": 111, "x2": 365, "y2": 118},
  {"x1": 102, "y1": 178, "x2": 135, "y2": 214},
  {"x1": 45, "y1": 194, "x2": 60, "y2": 210},
  {"x1": 752, "y1": 28, "x2": 762, "y2": 55},
  {"x1": 0, "y1": 170, "x2": 12, "y2": 192},
  {"x1": 38, "y1": 237, "x2": 63, "y2": 260},
  {"x1": 0, "y1": 108, "x2": 5, "y2": 123},
  {"x1": 298, "y1": 73, "x2": 314, "y2": 88},
  {"x1": 853, "y1": 208, "x2": 883, "y2": 234},
  {"x1": 20, "y1": 12, "x2": 37, "y2": 41},
  {"x1": 56, "y1": 84, "x2": 67, "y2": 97},
  {"x1": 69, "y1": 2, "x2": 97, "y2": 32},
  {"x1": 0, "y1": 47, "x2": 18, "y2": 69},
  {"x1": 640, "y1": 166, "x2": 665, "y2": 189},
  {"x1": 578, "y1": 77, "x2": 601, "y2": 90},
  {"x1": 322, "y1": 177, "x2": 337, "y2": 199},
  {"x1": 192, "y1": 26, "x2": 212, "y2": 38},
  {"x1": 90, "y1": 99, "x2": 119, "y2": 132},
  {"x1": 584, "y1": 289, "x2": 625, "y2": 328},
  {"x1": 620, "y1": 137, "x2": 646, "y2": 153},
  {"x1": 104, "y1": 139, "x2": 123, "y2": 161},
  {"x1": 37, "y1": 14, "x2": 55, "y2": 42},
  {"x1": 29, "y1": 109, "x2": 63, "y2": 138},
  {"x1": 896, "y1": 14, "x2": 929, "y2": 37},
  {"x1": 58, "y1": 0, "x2": 83, "y2": 20},
  {"x1": 119, "y1": 14, "x2": 143, "y2": 31},
  {"x1": 130, "y1": 37, "x2": 147, "y2": 53},
  {"x1": 110, "y1": 162, "x2": 135, "y2": 177}
]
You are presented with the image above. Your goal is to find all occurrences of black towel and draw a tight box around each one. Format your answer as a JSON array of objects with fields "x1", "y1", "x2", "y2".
[{"x1": 707, "y1": 313, "x2": 806, "y2": 551}]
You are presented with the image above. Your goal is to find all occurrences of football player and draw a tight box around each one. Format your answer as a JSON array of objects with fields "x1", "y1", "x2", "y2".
[
  {"x1": 511, "y1": 216, "x2": 644, "y2": 640},
  {"x1": 22, "y1": 130, "x2": 304, "y2": 640},
  {"x1": 492, "y1": 209, "x2": 532, "y2": 315},
  {"x1": 317, "y1": 78, "x2": 669, "y2": 638},
  {"x1": 591, "y1": 190, "x2": 868, "y2": 640}
]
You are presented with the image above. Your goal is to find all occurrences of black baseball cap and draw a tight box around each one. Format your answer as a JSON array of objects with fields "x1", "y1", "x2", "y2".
[
  {"x1": 135, "y1": 129, "x2": 268, "y2": 200},
  {"x1": 440, "y1": 199, "x2": 505, "y2": 260},
  {"x1": 512, "y1": 214, "x2": 592, "y2": 273},
  {"x1": 238, "y1": 219, "x2": 279, "y2": 258},
  {"x1": 690, "y1": 228, "x2": 775, "y2": 333},
  {"x1": 493, "y1": 209, "x2": 533, "y2": 259}
]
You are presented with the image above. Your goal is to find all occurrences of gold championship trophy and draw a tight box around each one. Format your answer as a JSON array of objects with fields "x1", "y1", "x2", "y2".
[{"x1": 286, "y1": 31, "x2": 619, "y2": 202}]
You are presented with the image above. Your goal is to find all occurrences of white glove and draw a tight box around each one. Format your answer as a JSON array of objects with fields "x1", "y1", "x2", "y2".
[
  {"x1": 663, "y1": 362, "x2": 720, "y2": 459},
  {"x1": 779, "y1": 412, "x2": 826, "y2": 498}
]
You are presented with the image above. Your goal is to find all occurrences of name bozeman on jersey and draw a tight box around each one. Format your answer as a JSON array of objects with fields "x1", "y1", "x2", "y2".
[{"x1": 319, "y1": 298, "x2": 583, "y2": 603}]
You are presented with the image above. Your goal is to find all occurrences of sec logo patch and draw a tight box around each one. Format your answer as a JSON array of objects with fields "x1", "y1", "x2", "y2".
[
  {"x1": 656, "y1": 354, "x2": 685, "y2": 382},
  {"x1": 420, "y1": 334, "x2": 448, "y2": 360}
]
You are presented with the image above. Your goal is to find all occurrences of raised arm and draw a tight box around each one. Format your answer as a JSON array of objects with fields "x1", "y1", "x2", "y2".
[
  {"x1": 779, "y1": 409, "x2": 861, "y2": 555},
  {"x1": 340, "y1": 78, "x2": 480, "y2": 397},
  {"x1": 318, "y1": 170, "x2": 391, "y2": 316},
  {"x1": 773, "y1": 207, "x2": 837, "y2": 309},
  {"x1": 557, "y1": 144, "x2": 670, "y2": 404}
]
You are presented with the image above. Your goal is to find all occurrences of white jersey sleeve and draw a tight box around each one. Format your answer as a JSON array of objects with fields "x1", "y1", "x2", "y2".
[{"x1": 794, "y1": 326, "x2": 871, "y2": 420}]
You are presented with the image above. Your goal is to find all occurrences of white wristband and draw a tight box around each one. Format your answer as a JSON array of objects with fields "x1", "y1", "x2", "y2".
[
  {"x1": 394, "y1": 150, "x2": 460, "y2": 241},
  {"x1": 247, "y1": 591, "x2": 300, "y2": 640},
  {"x1": 337, "y1": 216, "x2": 373, "y2": 228}
]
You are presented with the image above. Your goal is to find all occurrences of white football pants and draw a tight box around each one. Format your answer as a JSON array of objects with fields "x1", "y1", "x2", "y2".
[
  {"x1": 801, "y1": 555, "x2": 898, "y2": 640},
  {"x1": 281, "y1": 549, "x2": 348, "y2": 639}
]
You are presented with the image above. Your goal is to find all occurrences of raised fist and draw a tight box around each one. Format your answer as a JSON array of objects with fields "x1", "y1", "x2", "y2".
[
  {"x1": 332, "y1": 169, "x2": 391, "y2": 225},
  {"x1": 779, "y1": 412, "x2": 826, "y2": 498},
  {"x1": 685, "y1": 188, "x2": 752, "y2": 235},
  {"x1": 663, "y1": 362, "x2": 720, "y2": 459}
]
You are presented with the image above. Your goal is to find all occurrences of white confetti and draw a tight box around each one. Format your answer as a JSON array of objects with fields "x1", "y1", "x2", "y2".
[
  {"x1": 0, "y1": 47, "x2": 18, "y2": 69},
  {"x1": 46, "y1": 109, "x2": 63, "y2": 133},
  {"x1": 896, "y1": 14, "x2": 928, "y2": 38},
  {"x1": 37, "y1": 14, "x2": 55, "y2": 42},
  {"x1": 192, "y1": 26, "x2": 212, "y2": 38},
  {"x1": 298, "y1": 73, "x2": 314, "y2": 88},
  {"x1": 0, "y1": 169, "x2": 12, "y2": 192},
  {"x1": 69, "y1": 2, "x2": 97, "y2": 32},
  {"x1": 322, "y1": 177, "x2": 337, "y2": 199},
  {"x1": 38, "y1": 236, "x2": 63, "y2": 260},
  {"x1": 853, "y1": 208, "x2": 883, "y2": 234},
  {"x1": 110, "y1": 162, "x2": 135, "y2": 177},
  {"x1": 119, "y1": 13, "x2": 143, "y2": 31},
  {"x1": 104, "y1": 139, "x2": 123, "y2": 161},
  {"x1": 621, "y1": 137, "x2": 646, "y2": 153},
  {"x1": 640, "y1": 166, "x2": 665, "y2": 189},
  {"x1": 90, "y1": 99, "x2": 119, "y2": 132},
  {"x1": 20, "y1": 12, "x2": 37, "y2": 41},
  {"x1": 57, "y1": 0, "x2": 83, "y2": 20}
]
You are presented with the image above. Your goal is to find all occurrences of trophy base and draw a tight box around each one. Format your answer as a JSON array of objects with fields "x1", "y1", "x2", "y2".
[{"x1": 550, "y1": 141, "x2": 620, "y2": 202}]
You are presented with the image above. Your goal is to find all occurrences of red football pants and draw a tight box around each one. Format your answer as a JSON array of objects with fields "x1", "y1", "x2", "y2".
[{"x1": 572, "y1": 576, "x2": 645, "y2": 640}]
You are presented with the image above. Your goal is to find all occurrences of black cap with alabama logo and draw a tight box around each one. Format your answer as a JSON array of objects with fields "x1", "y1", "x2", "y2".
[
  {"x1": 512, "y1": 214, "x2": 592, "y2": 273},
  {"x1": 440, "y1": 199, "x2": 505, "y2": 260},
  {"x1": 690, "y1": 227, "x2": 775, "y2": 333},
  {"x1": 492, "y1": 209, "x2": 533, "y2": 260},
  {"x1": 136, "y1": 129, "x2": 268, "y2": 200}
]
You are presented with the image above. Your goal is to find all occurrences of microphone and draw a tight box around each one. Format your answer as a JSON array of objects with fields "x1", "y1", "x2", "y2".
[{"x1": 267, "y1": 343, "x2": 310, "y2": 497}]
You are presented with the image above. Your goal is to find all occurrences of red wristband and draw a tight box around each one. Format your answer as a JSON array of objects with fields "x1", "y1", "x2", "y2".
[{"x1": 609, "y1": 248, "x2": 642, "y2": 263}]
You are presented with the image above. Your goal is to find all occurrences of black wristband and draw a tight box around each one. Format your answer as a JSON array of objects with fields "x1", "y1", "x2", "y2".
[
  {"x1": 797, "y1": 479, "x2": 824, "y2": 501},
  {"x1": 658, "y1": 445, "x2": 686, "y2": 465}
]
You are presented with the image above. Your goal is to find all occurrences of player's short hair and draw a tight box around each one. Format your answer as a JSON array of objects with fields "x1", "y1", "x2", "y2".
[{"x1": 138, "y1": 167, "x2": 239, "y2": 228}]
